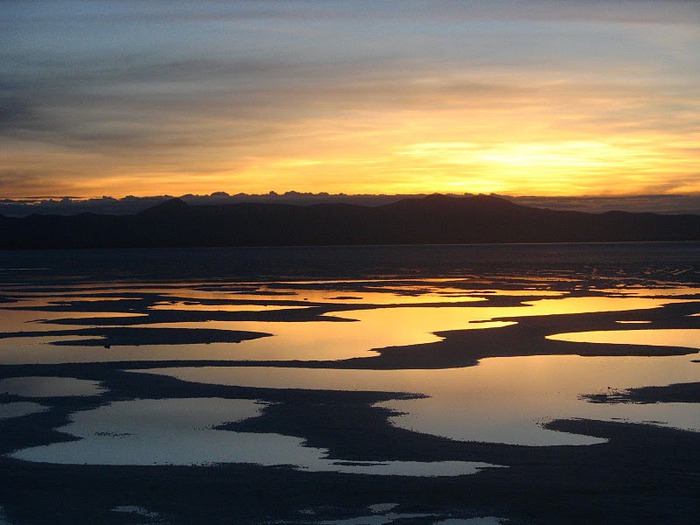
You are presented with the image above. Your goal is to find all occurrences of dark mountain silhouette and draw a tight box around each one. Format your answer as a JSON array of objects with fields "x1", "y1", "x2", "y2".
[{"x1": 1, "y1": 194, "x2": 698, "y2": 249}]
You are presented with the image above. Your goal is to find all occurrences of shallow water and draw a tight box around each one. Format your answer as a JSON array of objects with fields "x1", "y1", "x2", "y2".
[
  {"x1": 141, "y1": 353, "x2": 699, "y2": 446},
  {"x1": 0, "y1": 293, "x2": 686, "y2": 364},
  {"x1": 11, "y1": 397, "x2": 495, "y2": 475},
  {"x1": 547, "y1": 329, "x2": 700, "y2": 349},
  {"x1": 0, "y1": 402, "x2": 45, "y2": 420},
  {"x1": 0, "y1": 377, "x2": 105, "y2": 398},
  {"x1": 1, "y1": 244, "x2": 699, "y2": 468}
]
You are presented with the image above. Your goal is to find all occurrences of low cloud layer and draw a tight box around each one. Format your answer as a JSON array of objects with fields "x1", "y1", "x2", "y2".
[{"x1": 2, "y1": 192, "x2": 699, "y2": 218}]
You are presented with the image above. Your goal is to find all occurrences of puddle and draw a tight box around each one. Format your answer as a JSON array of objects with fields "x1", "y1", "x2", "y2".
[
  {"x1": 0, "y1": 377, "x2": 106, "y2": 397},
  {"x1": 11, "y1": 398, "x2": 497, "y2": 475},
  {"x1": 149, "y1": 302, "x2": 311, "y2": 313},
  {"x1": 547, "y1": 329, "x2": 700, "y2": 350},
  {"x1": 0, "y1": 284, "x2": 687, "y2": 365},
  {"x1": 0, "y1": 402, "x2": 46, "y2": 419},
  {"x1": 104, "y1": 295, "x2": 684, "y2": 363},
  {"x1": 0, "y1": 307, "x2": 146, "y2": 333},
  {"x1": 142, "y1": 353, "x2": 700, "y2": 446}
]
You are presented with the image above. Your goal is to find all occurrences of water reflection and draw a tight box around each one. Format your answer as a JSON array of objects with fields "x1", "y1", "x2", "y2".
[
  {"x1": 11, "y1": 398, "x2": 496, "y2": 476},
  {"x1": 0, "y1": 402, "x2": 45, "y2": 420},
  {"x1": 139, "y1": 312, "x2": 515, "y2": 362},
  {"x1": 149, "y1": 302, "x2": 310, "y2": 313},
  {"x1": 0, "y1": 377, "x2": 105, "y2": 398},
  {"x1": 170, "y1": 286, "x2": 489, "y2": 306},
  {"x1": 2, "y1": 279, "x2": 699, "y2": 454},
  {"x1": 594, "y1": 287, "x2": 700, "y2": 297},
  {"x1": 547, "y1": 329, "x2": 700, "y2": 350},
  {"x1": 0, "y1": 286, "x2": 690, "y2": 365},
  {"x1": 160, "y1": 280, "x2": 560, "y2": 306},
  {"x1": 142, "y1": 354, "x2": 699, "y2": 446},
  {"x1": 100, "y1": 295, "x2": 690, "y2": 362},
  {"x1": 0, "y1": 307, "x2": 146, "y2": 334}
]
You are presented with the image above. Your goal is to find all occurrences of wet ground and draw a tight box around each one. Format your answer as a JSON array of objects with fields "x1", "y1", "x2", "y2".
[{"x1": 1, "y1": 244, "x2": 699, "y2": 524}]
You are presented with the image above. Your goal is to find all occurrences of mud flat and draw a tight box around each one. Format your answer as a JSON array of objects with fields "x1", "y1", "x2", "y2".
[
  {"x1": 0, "y1": 362, "x2": 698, "y2": 524},
  {"x1": 1, "y1": 244, "x2": 699, "y2": 524}
]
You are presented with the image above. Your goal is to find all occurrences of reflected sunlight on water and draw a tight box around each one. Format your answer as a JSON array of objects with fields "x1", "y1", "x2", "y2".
[
  {"x1": 547, "y1": 329, "x2": 700, "y2": 349},
  {"x1": 0, "y1": 377, "x2": 105, "y2": 397},
  {"x1": 1, "y1": 255, "x2": 699, "y2": 465},
  {"x1": 140, "y1": 353, "x2": 699, "y2": 446},
  {"x1": 149, "y1": 302, "x2": 310, "y2": 312}
]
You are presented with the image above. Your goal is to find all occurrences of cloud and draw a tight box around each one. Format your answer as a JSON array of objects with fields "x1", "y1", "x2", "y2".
[
  {"x1": 0, "y1": 0, "x2": 698, "y2": 197},
  {"x1": 511, "y1": 193, "x2": 700, "y2": 215}
]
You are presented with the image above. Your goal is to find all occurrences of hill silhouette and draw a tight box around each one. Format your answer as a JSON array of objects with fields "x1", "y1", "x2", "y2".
[{"x1": 1, "y1": 194, "x2": 699, "y2": 249}]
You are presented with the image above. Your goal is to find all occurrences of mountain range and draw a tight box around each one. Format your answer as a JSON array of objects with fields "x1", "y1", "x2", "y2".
[{"x1": 1, "y1": 194, "x2": 699, "y2": 249}]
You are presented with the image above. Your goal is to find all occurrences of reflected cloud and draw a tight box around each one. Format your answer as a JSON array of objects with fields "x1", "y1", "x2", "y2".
[
  {"x1": 149, "y1": 301, "x2": 310, "y2": 313},
  {"x1": 0, "y1": 377, "x2": 105, "y2": 398},
  {"x1": 0, "y1": 281, "x2": 688, "y2": 364},
  {"x1": 140, "y1": 353, "x2": 700, "y2": 446},
  {"x1": 0, "y1": 402, "x2": 46, "y2": 420},
  {"x1": 11, "y1": 397, "x2": 496, "y2": 475},
  {"x1": 547, "y1": 329, "x2": 700, "y2": 350}
]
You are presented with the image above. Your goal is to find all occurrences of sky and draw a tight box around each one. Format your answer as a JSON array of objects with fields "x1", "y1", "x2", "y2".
[{"x1": 1, "y1": 0, "x2": 699, "y2": 199}]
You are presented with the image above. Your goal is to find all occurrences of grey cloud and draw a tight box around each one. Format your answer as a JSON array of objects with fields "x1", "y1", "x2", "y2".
[
  {"x1": 0, "y1": 169, "x2": 75, "y2": 199},
  {"x1": 40, "y1": 58, "x2": 289, "y2": 88},
  {"x1": 510, "y1": 194, "x2": 700, "y2": 215},
  {"x1": 1, "y1": 49, "x2": 542, "y2": 155},
  {"x1": 0, "y1": 93, "x2": 82, "y2": 143},
  {"x1": 2, "y1": 1, "x2": 695, "y2": 167},
  {"x1": 7, "y1": 1, "x2": 698, "y2": 26},
  {"x1": 0, "y1": 96, "x2": 28, "y2": 126},
  {"x1": 416, "y1": 0, "x2": 700, "y2": 26},
  {"x1": 0, "y1": 169, "x2": 33, "y2": 185},
  {"x1": 2, "y1": 1, "x2": 334, "y2": 25},
  {"x1": 0, "y1": 95, "x2": 45, "y2": 133}
]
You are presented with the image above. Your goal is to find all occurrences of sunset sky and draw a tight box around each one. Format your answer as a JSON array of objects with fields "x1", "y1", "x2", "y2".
[{"x1": 2, "y1": 0, "x2": 699, "y2": 199}]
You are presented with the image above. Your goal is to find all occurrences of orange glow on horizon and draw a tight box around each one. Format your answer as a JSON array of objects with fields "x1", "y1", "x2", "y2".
[
  {"x1": 3, "y1": 51, "x2": 698, "y2": 200},
  {"x1": 8, "y1": 90, "x2": 695, "y2": 200}
]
